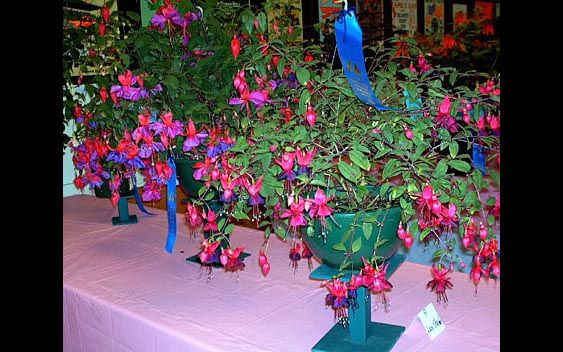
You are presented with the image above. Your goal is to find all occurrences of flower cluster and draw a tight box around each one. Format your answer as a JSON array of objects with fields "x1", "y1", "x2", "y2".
[{"x1": 64, "y1": 0, "x2": 500, "y2": 323}]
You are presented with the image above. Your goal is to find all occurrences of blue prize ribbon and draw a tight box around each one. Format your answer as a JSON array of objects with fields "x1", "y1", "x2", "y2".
[
  {"x1": 132, "y1": 178, "x2": 157, "y2": 215},
  {"x1": 165, "y1": 156, "x2": 177, "y2": 253},
  {"x1": 335, "y1": 8, "x2": 393, "y2": 111}
]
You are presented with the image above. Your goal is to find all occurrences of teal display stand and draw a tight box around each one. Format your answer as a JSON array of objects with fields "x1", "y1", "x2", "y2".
[
  {"x1": 112, "y1": 192, "x2": 138, "y2": 225},
  {"x1": 309, "y1": 253, "x2": 406, "y2": 352}
]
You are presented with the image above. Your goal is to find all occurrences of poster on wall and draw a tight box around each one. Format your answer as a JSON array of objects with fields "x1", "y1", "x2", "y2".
[
  {"x1": 392, "y1": 0, "x2": 418, "y2": 35},
  {"x1": 318, "y1": 0, "x2": 342, "y2": 41},
  {"x1": 424, "y1": 0, "x2": 444, "y2": 36},
  {"x1": 452, "y1": 3, "x2": 468, "y2": 29},
  {"x1": 474, "y1": 1, "x2": 495, "y2": 20}
]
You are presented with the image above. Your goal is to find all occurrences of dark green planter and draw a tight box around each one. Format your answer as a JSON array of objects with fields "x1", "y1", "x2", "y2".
[
  {"x1": 174, "y1": 158, "x2": 205, "y2": 198},
  {"x1": 94, "y1": 177, "x2": 132, "y2": 198},
  {"x1": 302, "y1": 207, "x2": 402, "y2": 269}
]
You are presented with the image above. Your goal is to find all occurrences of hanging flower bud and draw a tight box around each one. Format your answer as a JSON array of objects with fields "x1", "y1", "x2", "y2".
[
  {"x1": 271, "y1": 55, "x2": 280, "y2": 69},
  {"x1": 305, "y1": 105, "x2": 316, "y2": 126},
  {"x1": 404, "y1": 126, "x2": 413, "y2": 140},
  {"x1": 230, "y1": 34, "x2": 240, "y2": 59},
  {"x1": 100, "y1": 86, "x2": 108, "y2": 103},
  {"x1": 99, "y1": 22, "x2": 106, "y2": 37},
  {"x1": 102, "y1": 4, "x2": 110, "y2": 22}
]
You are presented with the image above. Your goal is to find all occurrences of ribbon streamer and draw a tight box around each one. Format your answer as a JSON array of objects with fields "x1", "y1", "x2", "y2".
[
  {"x1": 335, "y1": 8, "x2": 393, "y2": 110},
  {"x1": 132, "y1": 177, "x2": 157, "y2": 215},
  {"x1": 165, "y1": 156, "x2": 178, "y2": 253}
]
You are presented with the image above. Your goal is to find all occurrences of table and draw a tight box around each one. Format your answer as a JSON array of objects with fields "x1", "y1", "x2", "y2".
[{"x1": 63, "y1": 195, "x2": 500, "y2": 352}]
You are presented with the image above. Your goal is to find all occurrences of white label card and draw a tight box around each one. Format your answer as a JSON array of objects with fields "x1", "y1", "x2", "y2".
[{"x1": 417, "y1": 303, "x2": 445, "y2": 340}]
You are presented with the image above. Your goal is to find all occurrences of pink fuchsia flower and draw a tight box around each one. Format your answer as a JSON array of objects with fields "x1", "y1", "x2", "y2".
[
  {"x1": 275, "y1": 151, "x2": 296, "y2": 181},
  {"x1": 295, "y1": 147, "x2": 316, "y2": 175},
  {"x1": 280, "y1": 195, "x2": 308, "y2": 238},
  {"x1": 185, "y1": 203, "x2": 203, "y2": 238},
  {"x1": 219, "y1": 173, "x2": 240, "y2": 203},
  {"x1": 198, "y1": 239, "x2": 221, "y2": 266},
  {"x1": 220, "y1": 245, "x2": 246, "y2": 272},
  {"x1": 202, "y1": 208, "x2": 219, "y2": 233},
  {"x1": 426, "y1": 263, "x2": 454, "y2": 304}
]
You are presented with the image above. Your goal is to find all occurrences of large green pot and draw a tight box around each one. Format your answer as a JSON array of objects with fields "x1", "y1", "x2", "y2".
[
  {"x1": 174, "y1": 158, "x2": 205, "y2": 198},
  {"x1": 94, "y1": 177, "x2": 131, "y2": 198},
  {"x1": 302, "y1": 207, "x2": 402, "y2": 269}
]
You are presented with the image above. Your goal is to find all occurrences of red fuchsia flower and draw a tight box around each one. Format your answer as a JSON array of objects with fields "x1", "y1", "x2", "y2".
[
  {"x1": 153, "y1": 111, "x2": 184, "y2": 145},
  {"x1": 413, "y1": 184, "x2": 442, "y2": 216},
  {"x1": 322, "y1": 278, "x2": 350, "y2": 325},
  {"x1": 154, "y1": 160, "x2": 173, "y2": 182},
  {"x1": 280, "y1": 105, "x2": 292, "y2": 123},
  {"x1": 308, "y1": 189, "x2": 334, "y2": 236},
  {"x1": 198, "y1": 239, "x2": 221, "y2": 266},
  {"x1": 304, "y1": 51, "x2": 314, "y2": 62},
  {"x1": 440, "y1": 203, "x2": 458, "y2": 232},
  {"x1": 426, "y1": 263, "x2": 454, "y2": 304},
  {"x1": 275, "y1": 151, "x2": 296, "y2": 182},
  {"x1": 478, "y1": 79, "x2": 501, "y2": 96},
  {"x1": 489, "y1": 194, "x2": 500, "y2": 221},
  {"x1": 280, "y1": 195, "x2": 308, "y2": 238},
  {"x1": 182, "y1": 118, "x2": 209, "y2": 152},
  {"x1": 305, "y1": 104, "x2": 316, "y2": 126},
  {"x1": 295, "y1": 147, "x2": 316, "y2": 175},
  {"x1": 433, "y1": 95, "x2": 458, "y2": 133},
  {"x1": 185, "y1": 203, "x2": 204, "y2": 238},
  {"x1": 220, "y1": 245, "x2": 247, "y2": 272},
  {"x1": 230, "y1": 34, "x2": 240, "y2": 58},
  {"x1": 417, "y1": 53, "x2": 432, "y2": 73},
  {"x1": 202, "y1": 208, "x2": 219, "y2": 233},
  {"x1": 219, "y1": 172, "x2": 240, "y2": 203},
  {"x1": 242, "y1": 176, "x2": 265, "y2": 206}
]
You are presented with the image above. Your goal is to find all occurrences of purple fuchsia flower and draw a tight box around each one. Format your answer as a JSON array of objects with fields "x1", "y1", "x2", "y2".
[
  {"x1": 295, "y1": 147, "x2": 316, "y2": 175},
  {"x1": 182, "y1": 118, "x2": 209, "y2": 152},
  {"x1": 322, "y1": 278, "x2": 350, "y2": 325},
  {"x1": 150, "y1": 5, "x2": 184, "y2": 31},
  {"x1": 220, "y1": 245, "x2": 246, "y2": 272},
  {"x1": 275, "y1": 151, "x2": 296, "y2": 181},
  {"x1": 219, "y1": 172, "x2": 240, "y2": 203}
]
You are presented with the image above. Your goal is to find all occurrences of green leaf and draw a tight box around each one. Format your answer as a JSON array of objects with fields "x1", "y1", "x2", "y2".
[
  {"x1": 295, "y1": 66, "x2": 311, "y2": 86},
  {"x1": 351, "y1": 237, "x2": 362, "y2": 253},
  {"x1": 362, "y1": 222, "x2": 373, "y2": 241},
  {"x1": 448, "y1": 160, "x2": 471, "y2": 173},
  {"x1": 432, "y1": 160, "x2": 448, "y2": 178},
  {"x1": 449, "y1": 141, "x2": 459, "y2": 158},
  {"x1": 332, "y1": 243, "x2": 347, "y2": 252},
  {"x1": 349, "y1": 150, "x2": 371, "y2": 171},
  {"x1": 337, "y1": 161, "x2": 360, "y2": 183}
]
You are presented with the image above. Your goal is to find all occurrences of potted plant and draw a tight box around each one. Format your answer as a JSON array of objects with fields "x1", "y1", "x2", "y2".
[
  {"x1": 180, "y1": 0, "x2": 500, "y2": 312},
  {"x1": 64, "y1": 0, "x2": 500, "y2": 325}
]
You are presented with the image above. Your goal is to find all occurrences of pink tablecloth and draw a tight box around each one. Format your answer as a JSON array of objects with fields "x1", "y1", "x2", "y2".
[{"x1": 63, "y1": 195, "x2": 500, "y2": 352}]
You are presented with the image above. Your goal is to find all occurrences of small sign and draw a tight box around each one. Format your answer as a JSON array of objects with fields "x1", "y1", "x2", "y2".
[{"x1": 417, "y1": 303, "x2": 445, "y2": 340}]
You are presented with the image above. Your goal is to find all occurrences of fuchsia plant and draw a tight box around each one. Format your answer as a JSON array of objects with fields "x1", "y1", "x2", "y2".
[{"x1": 64, "y1": 0, "x2": 500, "y2": 323}]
